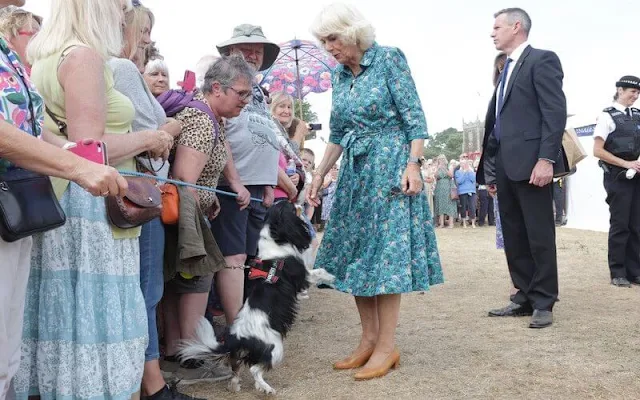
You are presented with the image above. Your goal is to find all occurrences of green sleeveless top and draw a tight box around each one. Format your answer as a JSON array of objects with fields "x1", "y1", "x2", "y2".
[{"x1": 30, "y1": 43, "x2": 139, "y2": 239}]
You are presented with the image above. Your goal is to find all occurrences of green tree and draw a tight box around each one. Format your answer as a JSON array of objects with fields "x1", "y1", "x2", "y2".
[
  {"x1": 293, "y1": 99, "x2": 318, "y2": 122},
  {"x1": 423, "y1": 127, "x2": 463, "y2": 161}
]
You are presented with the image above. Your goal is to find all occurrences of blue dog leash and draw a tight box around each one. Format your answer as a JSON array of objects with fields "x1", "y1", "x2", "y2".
[{"x1": 118, "y1": 170, "x2": 264, "y2": 203}]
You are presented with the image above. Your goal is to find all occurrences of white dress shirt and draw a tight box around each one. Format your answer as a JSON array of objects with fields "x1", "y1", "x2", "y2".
[
  {"x1": 495, "y1": 41, "x2": 530, "y2": 113},
  {"x1": 593, "y1": 102, "x2": 633, "y2": 142}
]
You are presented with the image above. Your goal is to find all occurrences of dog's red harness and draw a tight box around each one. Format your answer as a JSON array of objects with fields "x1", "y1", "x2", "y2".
[{"x1": 248, "y1": 258, "x2": 285, "y2": 284}]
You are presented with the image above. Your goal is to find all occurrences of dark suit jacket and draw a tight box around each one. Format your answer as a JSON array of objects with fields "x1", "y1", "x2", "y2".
[{"x1": 477, "y1": 45, "x2": 567, "y2": 184}]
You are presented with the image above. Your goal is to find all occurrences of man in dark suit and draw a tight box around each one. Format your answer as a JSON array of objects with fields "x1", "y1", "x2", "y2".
[{"x1": 477, "y1": 7, "x2": 567, "y2": 329}]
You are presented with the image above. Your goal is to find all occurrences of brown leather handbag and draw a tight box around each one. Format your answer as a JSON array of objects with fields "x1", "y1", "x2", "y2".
[{"x1": 106, "y1": 176, "x2": 162, "y2": 229}]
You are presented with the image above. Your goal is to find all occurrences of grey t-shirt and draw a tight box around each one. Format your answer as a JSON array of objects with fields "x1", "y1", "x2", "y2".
[
  {"x1": 108, "y1": 57, "x2": 170, "y2": 178},
  {"x1": 218, "y1": 83, "x2": 279, "y2": 186}
]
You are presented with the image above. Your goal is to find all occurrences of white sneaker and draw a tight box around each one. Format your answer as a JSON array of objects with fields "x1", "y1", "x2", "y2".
[{"x1": 298, "y1": 289, "x2": 309, "y2": 299}]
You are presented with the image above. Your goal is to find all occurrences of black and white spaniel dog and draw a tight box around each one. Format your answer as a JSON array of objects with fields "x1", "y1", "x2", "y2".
[{"x1": 178, "y1": 201, "x2": 334, "y2": 395}]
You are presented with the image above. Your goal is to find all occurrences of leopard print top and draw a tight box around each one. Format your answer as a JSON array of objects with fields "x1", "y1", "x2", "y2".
[{"x1": 172, "y1": 92, "x2": 228, "y2": 211}]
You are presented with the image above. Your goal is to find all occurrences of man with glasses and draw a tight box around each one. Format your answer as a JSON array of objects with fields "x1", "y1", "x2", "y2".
[{"x1": 210, "y1": 24, "x2": 281, "y2": 327}]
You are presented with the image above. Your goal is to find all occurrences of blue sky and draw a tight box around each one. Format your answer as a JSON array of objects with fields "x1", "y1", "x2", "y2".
[{"x1": 24, "y1": 0, "x2": 640, "y2": 157}]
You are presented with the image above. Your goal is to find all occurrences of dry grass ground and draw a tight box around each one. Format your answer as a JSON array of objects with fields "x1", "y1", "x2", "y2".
[{"x1": 183, "y1": 227, "x2": 640, "y2": 400}]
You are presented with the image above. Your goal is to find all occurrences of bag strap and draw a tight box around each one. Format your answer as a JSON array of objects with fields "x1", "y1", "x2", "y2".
[
  {"x1": 45, "y1": 106, "x2": 67, "y2": 134},
  {"x1": 187, "y1": 99, "x2": 220, "y2": 140},
  {"x1": 43, "y1": 45, "x2": 83, "y2": 135},
  {"x1": 157, "y1": 90, "x2": 220, "y2": 145}
]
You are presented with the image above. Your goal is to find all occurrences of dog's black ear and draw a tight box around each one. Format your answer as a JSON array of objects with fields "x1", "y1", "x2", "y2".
[{"x1": 268, "y1": 202, "x2": 311, "y2": 251}]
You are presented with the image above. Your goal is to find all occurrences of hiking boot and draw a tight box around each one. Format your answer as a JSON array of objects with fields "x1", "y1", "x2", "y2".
[{"x1": 174, "y1": 363, "x2": 233, "y2": 385}]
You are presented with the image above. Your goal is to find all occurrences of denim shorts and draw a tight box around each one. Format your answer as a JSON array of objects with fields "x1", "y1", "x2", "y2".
[{"x1": 210, "y1": 185, "x2": 267, "y2": 257}]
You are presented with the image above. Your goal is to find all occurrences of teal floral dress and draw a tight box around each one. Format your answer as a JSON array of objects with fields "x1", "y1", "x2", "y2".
[
  {"x1": 314, "y1": 43, "x2": 444, "y2": 296},
  {"x1": 434, "y1": 168, "x2": 457, "y2": 218}
]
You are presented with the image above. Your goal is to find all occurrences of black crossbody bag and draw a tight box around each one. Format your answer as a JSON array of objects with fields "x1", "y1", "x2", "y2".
[{"x1": 0, "y1": 42, "x2": 65, "y2": 242}]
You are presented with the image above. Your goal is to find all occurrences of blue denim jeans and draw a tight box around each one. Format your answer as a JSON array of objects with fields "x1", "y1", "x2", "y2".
[{"x1": 139, "y1": 217, "x2": 165, "y2": 361}]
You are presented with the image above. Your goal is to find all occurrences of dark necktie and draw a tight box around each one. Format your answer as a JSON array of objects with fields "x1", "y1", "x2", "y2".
[
  {"x1": 494, "y1": 57, "x2": 513, "y2": 142},
  {"x1": 626, "y1": 107, "x2": 632, "y2": 118}
]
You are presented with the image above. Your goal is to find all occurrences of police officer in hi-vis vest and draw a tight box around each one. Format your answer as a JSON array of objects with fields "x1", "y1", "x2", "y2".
[{"x1": 593, "y1": 75, "x2": 640, "y2": 287}]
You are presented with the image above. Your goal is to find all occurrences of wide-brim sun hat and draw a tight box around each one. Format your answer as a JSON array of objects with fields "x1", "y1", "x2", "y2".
[{"x1": 216, "y1": 24, "x2": 280, "y2": 71}]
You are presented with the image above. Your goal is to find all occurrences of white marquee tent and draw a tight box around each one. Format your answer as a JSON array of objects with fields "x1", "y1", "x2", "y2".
[{"x1": 564, "y1": 114, "x2": 609, "y2": 232}]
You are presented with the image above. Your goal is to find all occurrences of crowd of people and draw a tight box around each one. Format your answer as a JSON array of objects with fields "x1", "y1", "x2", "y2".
[
  {"x1": 0, "y1": 0, "x2": 336, "y2": 398},
  {"x1": 1, "y1": 0, "x2": 435, "y2": 396},
  {"x1": 421, "y1": 153, "x2": 568, "y2": 230},
  {"x1": 1, "y1": 0, "x2": 637, "y2": 399}
]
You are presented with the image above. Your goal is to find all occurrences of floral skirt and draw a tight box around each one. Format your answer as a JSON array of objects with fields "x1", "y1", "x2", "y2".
[{"x1": 13, "y1": 183, "x2": 147, "y2": 400}]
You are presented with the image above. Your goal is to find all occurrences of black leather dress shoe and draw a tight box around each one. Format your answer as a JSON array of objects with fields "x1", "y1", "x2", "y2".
[
  {"x1": 529, "y1": 310, "x2": 553, "y2": 329},
  {"x1": 611, "y1": 277, "x2": 632, "y2": 287},
  {"x1": 630, "y1": 276, "x2": 640, "y2": 285},
  {"x1": 488, "y1": 302, "x2": 533, "y2": 317}
]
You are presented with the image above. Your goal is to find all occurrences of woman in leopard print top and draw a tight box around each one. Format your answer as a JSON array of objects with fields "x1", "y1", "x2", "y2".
[{"x1": 161, "y1": 54, "x2": 256, "y2": 375}]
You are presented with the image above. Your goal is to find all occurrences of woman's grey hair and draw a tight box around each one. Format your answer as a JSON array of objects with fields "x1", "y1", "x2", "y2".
[
  {"x1": 201, "y1": 53, "x2": 254, "y2": 94},
  {"x1": 494, "y1": 7, "x2": 532, "y2": 36},
  {"x1": 310, "y1": 2, "x2": 375, "y2": 52},
  {"x1": 144, "y1": 58, "x2": 169, "y2": 76}
]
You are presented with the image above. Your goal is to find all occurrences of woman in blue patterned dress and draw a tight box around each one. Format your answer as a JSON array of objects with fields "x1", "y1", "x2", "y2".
[{"x1": 308, "y1": 3, "x2": 444, "y2": 381}]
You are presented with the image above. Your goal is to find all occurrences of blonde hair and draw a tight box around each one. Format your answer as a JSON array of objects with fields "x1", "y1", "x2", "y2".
[
  {"x1": 310, "y1": 2, "x2": 376, "y2": 52},
  {"x1": 0, "y1": 6, "x2": 42, "y2": 39},
  {"x1": 436, "y1": 154, "x2": 448, "y2": 166},
  {"x1": 269, "y1": 92, "x2": 294, "y2": 128},
  {"x1": 123, "y1": 3, "x2": 154, "y2": 60},
  {"x1": 27, "y1": 0, "x2": 132, "y2": 63}
]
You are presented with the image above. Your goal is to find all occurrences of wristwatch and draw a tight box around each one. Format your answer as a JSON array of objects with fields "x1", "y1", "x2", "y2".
[{"x1": 408, "y1": 156, "x2": 422, "y2": 166}]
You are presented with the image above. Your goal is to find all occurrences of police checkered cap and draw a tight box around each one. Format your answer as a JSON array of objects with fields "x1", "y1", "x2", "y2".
[{"x1": 616, "y1": 75, "x2": 640, "y2": 90}]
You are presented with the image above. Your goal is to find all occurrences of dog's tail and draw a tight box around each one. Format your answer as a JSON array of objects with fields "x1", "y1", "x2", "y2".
[{"x1": 177, "y1": 317, "x2": 226, "y2": 361}]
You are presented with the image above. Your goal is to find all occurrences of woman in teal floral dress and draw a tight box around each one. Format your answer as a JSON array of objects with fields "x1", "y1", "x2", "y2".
[{"x1": 308, "y1": 3, "x2": 443, "y2": 381}]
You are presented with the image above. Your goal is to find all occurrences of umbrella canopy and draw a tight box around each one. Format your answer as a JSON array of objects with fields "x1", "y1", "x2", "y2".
[{"x1": 256, "y1": 39, "x2": 338, "y2": 103}]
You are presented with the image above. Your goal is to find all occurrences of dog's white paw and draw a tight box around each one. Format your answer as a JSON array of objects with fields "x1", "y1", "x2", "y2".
[
  {"x1": 255, "y1": 381, "x2": 276, "y2": 395},
  {"x1": 228, "y1": 377, "x2": 242, "y2": 392}
]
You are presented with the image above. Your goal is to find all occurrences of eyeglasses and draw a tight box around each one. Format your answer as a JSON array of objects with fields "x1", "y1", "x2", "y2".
[{"x1": 225, "y1": 86, "x2": 253, "y2": 101}]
